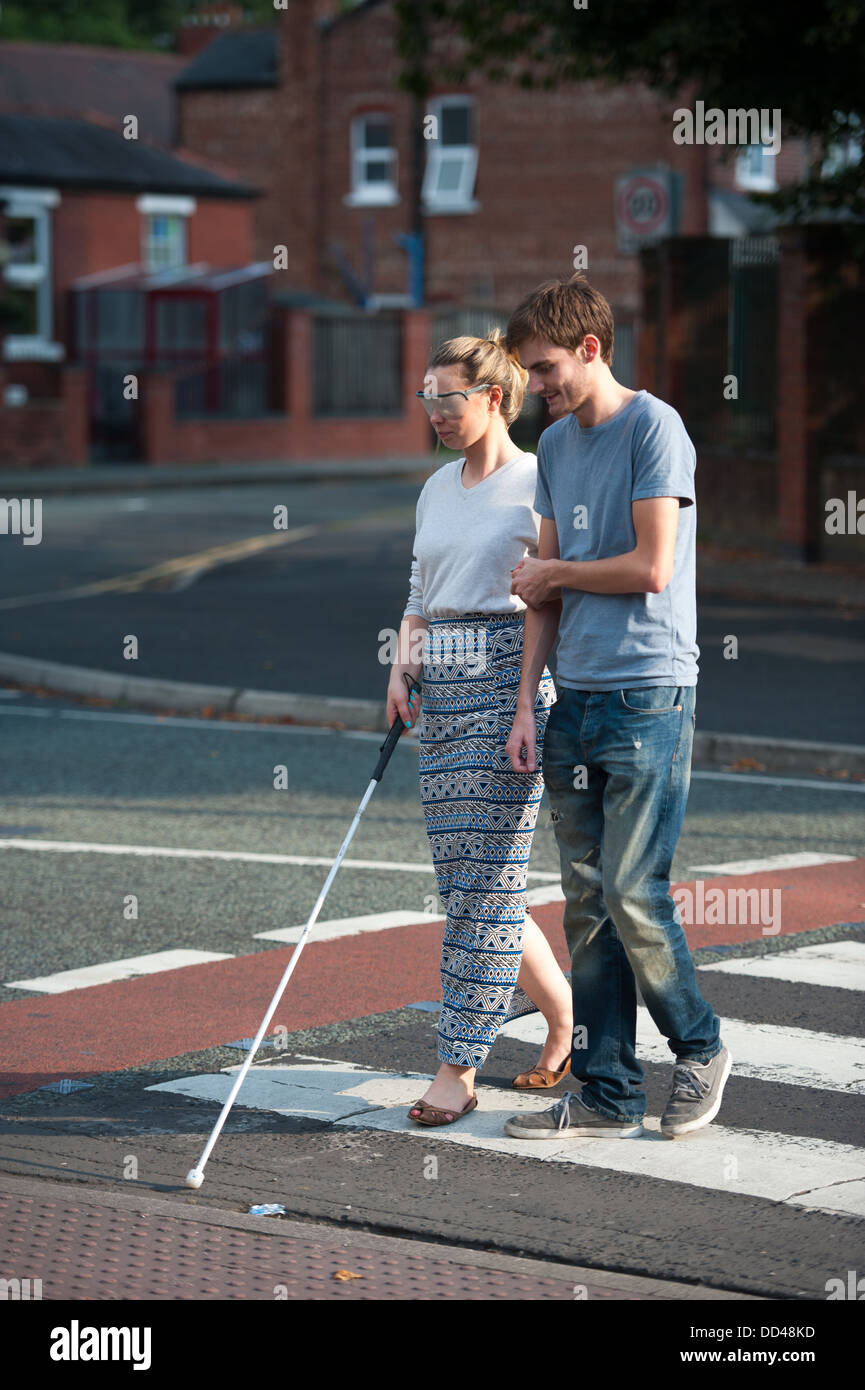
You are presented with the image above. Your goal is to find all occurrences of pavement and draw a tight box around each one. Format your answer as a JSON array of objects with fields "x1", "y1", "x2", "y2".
[{"x1": 2, "y1": 1173, "x2": 744, "y2": 1302}]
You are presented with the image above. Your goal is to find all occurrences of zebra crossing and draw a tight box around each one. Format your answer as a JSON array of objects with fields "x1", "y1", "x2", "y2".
[{"x1": 149, "y1": 935, "x2": 865, "y2": 1221}]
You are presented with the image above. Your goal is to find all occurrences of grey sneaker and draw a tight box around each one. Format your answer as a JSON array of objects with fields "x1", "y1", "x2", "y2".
[
  {"x1": 661, "y1": 1046, "x2": 732, "y2": 1138},
  {"x1": 504, "y1": 1090, "x2": 643, "y2": 1140}
]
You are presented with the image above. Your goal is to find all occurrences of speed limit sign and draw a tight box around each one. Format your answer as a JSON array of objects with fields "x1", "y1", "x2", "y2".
[{"x1": 614, "y1": 169, "x2": 677, "y2": 252}]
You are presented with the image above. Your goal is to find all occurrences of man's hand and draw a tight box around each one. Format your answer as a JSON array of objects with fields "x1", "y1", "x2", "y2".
[
  {"x1": 505, "y1": 707, "x2": 539, "y2": 773},
  {"x1": 510, "y1": 557, "x2": 558, "y2": 608}
]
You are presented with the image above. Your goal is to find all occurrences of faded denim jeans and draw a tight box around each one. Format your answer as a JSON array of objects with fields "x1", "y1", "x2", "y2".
[{"x1": 541, "y1": 685, "x2": 722, "y2": 1122}]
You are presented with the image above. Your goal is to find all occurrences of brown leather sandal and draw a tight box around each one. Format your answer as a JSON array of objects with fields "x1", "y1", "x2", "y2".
[
  {"x1": 512, "y1": 1056, "x2": 571, "y2": 1089},
  {"x1": 407, "y1": 1094, "x2": 478, "y2": 1126}
]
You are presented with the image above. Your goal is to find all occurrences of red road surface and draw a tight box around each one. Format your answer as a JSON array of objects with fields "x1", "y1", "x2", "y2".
[{"x1": 1, "y1": 860, "x2": 863, "y2": 1101}]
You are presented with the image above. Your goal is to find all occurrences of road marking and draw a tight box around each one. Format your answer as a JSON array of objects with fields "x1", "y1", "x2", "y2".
[
  {"x1": 698, "y1": 940, "x2": 865, "y2": 992},
  {"x1": 0, "y1": 706, "x2": 406, "y2": 739},
  {"x1": 0, "y1": 526, "x2": 319, "y2": 611},
  {"x1": 0, "y1": 704, "x2": 862, "y2": 791},
  {"x1": 0, "y1": 837, "x2": 560, "y2": 880},
  {"x1": 254, "y1": 910, "x2": 444, "y2": 944},
  {"x1": 691, "y1": 771, "x2": 865, "y2": 794},
  {"x1": 5, "y1": 949, "x2": 233, "y2": 994},
  {"x1": 687, "y1": 852, "x2": 856, "y2": 875},
  {"x1": 253, "y1": 895, "x2": 567, "y2": 944},
  {"x1": 148, "y1": 1058, "x2": 865, "y2": 1218},
  {"x1": 501, "y1": 1010, "x2": 865, "y2": 1094}
]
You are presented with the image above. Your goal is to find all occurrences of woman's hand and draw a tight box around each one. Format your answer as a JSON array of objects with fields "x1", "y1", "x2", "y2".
[
  {"x1": 387, "y1": 670, "x2": 421, "y2": 730},
  {"x1": 505, "y1": 706, "x2": 539, "y2": 773}
]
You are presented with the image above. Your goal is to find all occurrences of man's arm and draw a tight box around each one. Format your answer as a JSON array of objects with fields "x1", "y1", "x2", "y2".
[
  {"x1": 511, "y1": 496, "x2": 681, "y2": 605},
  {"x1": 505, "y1": 517, "x2": 561, "y2": 773}
]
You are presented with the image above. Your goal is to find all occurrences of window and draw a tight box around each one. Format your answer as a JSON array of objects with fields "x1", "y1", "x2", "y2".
[
  {"x1": 144, "y1": 215, "x2": 186, "y2": 272},
  {"x1": 136, "y1": 195, "x2": 195, "y2": 272},
  {"x1": 735, "y1": 144, "x2": 777, "y2": 192},
  {"x1": 0, "y1": 186, "x2": 63, "y2": 361},
  {"x1": 346, "y1": 114, "x2": 398, "y2": 206},
  {"x1": 821, "y1": 113, "x2": 862, "y2": 179},
  {"x1": 423, "y1": 97, "x2": 479, "y2": 213}
]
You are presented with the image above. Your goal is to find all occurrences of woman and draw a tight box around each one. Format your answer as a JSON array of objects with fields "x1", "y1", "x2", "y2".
[{"x1": 386, "y1": 329, "x2": 573, "y2": 1126}]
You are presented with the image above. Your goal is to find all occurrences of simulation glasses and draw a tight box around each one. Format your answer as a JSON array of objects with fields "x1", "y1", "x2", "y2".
[{"x1": 415, "y1": 382, "x2": 492, "y2": 419}]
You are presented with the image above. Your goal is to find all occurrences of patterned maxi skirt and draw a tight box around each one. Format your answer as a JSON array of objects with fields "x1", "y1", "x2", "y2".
[{"x1": 419, "y1": 612, "x2": 557, "y2": 1069}]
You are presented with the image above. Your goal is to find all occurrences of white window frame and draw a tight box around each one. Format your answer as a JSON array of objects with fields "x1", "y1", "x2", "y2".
[
  {"x1": 735, "y1": 144, "x2": 777, "y2": 192},
  {"x1": 821, "y1": 113, "x2": 863, "y2": 178},
  {"x1": 136, "y1": 194, "x2": 194, "y2": 272},
  {"x1": 344, "y1": 113, "x2": 399, "y2": 207},
  {"x1": 422, "y1": 96, "x2": 479, "y2": 215},
  {"x1": 0, "y1": 186, "x2": 63, "y2": 362}
]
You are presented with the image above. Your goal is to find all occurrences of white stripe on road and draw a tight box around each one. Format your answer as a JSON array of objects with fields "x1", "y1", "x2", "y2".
[
  {"x1": 698, "y1": 940, "x2": 865, "y2": 992},
  {"x1": 500, "y1": 1010, "x2": 865, "y2": 1095},
  {"x1": 148, "y1": 1059, "x2": 865, "y2": 1218},
  {"x1": 686, "y1": 852, "x2": 856, "y2": 875},
  {"x1": 0, "y1": 837, "x2": 560, "y2": 880},
  {"x1": 0, "y1": 705, "x2": 863, "y2": 792},
  {"x1": 255, "y1": 894, "x2": 568, "y2": 945},
  {"x1": 0, "y1": 706, "x2": 403, "y2": 739},
  {"x1": 254, "y1": 910, "x2": 445, "y2": 944},
  {"x1": 5, "y1": 948, "x2": 233, "y2": 994},
  {"x1": 690, "y1": 771, "x2": 865, "y2": 794}
]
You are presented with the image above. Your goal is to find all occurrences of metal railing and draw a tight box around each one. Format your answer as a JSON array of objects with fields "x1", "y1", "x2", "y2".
[{"x1": 312, "y1": 310, "x2": 402, "y2": 416}]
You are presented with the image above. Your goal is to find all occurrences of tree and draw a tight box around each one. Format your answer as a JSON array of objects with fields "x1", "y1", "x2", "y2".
[{"x1": 394, "y1": 0, "x2": 865, "y2": 218}]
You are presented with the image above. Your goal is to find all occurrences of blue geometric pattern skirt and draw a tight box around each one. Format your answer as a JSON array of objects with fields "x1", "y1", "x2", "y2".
[{"x1": 419, "y1": 612, "x2": 556, "y2": 1068}]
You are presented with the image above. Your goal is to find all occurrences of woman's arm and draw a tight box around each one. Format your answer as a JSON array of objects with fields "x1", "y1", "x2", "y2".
[{"x1": 505, "y1": 517, "x2": 561, "y2": 773}]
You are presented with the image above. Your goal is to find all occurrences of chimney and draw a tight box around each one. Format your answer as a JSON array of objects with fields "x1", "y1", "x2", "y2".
[{"x1": 177, "y1": 4, "x2": 245, "y2": 58}]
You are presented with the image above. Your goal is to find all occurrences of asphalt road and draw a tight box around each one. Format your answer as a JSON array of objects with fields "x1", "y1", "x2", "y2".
[
  {"x1": 0, "y1": 481, "x2": 863, "y2": 745},
  {"x1": 0, "y1": 693, "x2": 863, "y2": 1299}
]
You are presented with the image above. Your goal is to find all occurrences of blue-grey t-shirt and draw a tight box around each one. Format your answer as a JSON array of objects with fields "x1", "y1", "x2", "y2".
[{"x1": 534, "y1": 389, "x2": 699, "y2": 690}]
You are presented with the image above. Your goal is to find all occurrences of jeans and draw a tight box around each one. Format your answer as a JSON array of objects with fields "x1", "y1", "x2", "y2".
[{"x1": 541, "y1": 685, "x2": 722, "y2": 1122}]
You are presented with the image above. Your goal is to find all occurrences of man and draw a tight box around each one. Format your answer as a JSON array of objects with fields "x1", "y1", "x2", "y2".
[{"x1": 502, "y1": 273, "x2": 731, "y2": 1140}]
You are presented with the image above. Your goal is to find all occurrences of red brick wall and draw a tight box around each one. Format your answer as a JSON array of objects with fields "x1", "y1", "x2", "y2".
[
  {"x1": 0, "y1": 365, "x2": 88, "y2": 469},
  {"x1": 178, "y1": 91, "x2": 281, "y2": 265},
  {"x1": 139, "y1": 306, "x2": 432, "y2": 464},
  {"x1": 187, "y1": 197, "x2": 254, "y2": 265}
]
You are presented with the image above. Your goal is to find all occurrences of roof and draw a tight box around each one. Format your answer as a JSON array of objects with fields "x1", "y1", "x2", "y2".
[
  {"x1": 0, "y1": 115, "x2": 257, "y2": 198},
  {"x1": 710, "y1": 187, "x2": 779, "y2": 232},
  {"x1": 0, "y1": 41, "x2": 183, "y2": 148},
  {"x1": 175, "y1": 29, "x2": 277, "y2": 90},
  {"x1": 73, "y1": 262, "x2": 273, "y2": 292}
]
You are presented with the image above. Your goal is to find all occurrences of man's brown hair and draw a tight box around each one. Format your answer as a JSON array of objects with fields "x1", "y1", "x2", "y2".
[{"x1": 506, "y1": 273, "x2": 615, "y2": 367}]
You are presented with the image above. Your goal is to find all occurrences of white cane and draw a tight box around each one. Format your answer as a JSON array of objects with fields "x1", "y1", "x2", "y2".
[{"x1": 185, "y1": 676, "x2": 420, "y2": 1189}]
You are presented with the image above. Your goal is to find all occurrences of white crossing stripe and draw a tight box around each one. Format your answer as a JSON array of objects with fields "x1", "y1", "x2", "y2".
[
  {"x1": 254, "y1": 911, "x2": 444, "y2": 944},
  {"x1": 5, "y1": 949, "x2": 233, "y2": 994},
  {"x1": 148, "y1": 1058, "x2": 865, "y2": 1219},
  {"x1": 686, "y1": 852, "x2": 856, "y2": 875},
  {"x1": 501, "y1": 1009, "x2": 865, "y2": 1095},
  {"x1": 254, "y1": 887, "x2": 570, "y2": 942},
  {"x1": 0, "y1": 837, "x2": 559, "y2": 881},
  {"x1": 698, "y1": 940, "x2": 865, "y2": 992}
]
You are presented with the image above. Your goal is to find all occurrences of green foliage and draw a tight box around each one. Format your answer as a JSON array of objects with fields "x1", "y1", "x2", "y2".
[{"x1": 0, "y1": 0, "x2": 280, "y2": 48}]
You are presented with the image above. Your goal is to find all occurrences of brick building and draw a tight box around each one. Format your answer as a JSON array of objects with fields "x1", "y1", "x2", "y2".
[
  {"x1": 176, "y1": 0, "x2": 810, "y2": 330},
  {"x1": 0, "y1": 113, "x2": 259, "y2": 466}
]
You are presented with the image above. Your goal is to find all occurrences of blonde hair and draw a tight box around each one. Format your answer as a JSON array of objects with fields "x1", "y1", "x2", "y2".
[{"x1": 427, "y1": 326, "x2": 528, "y2": 426}]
